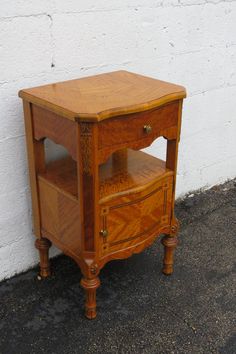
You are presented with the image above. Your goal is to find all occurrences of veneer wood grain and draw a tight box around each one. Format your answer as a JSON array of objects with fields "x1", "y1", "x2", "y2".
[
  {"x1": 20, "y1": 70, "x2": 186, "y2": 319},
  {"x1": 19, "y1": 70, "x2": 185, "y2": 121}
]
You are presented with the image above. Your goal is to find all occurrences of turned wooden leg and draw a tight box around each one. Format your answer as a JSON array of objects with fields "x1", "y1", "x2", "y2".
[
  {"x1": 161, "y1": 234, "x2": 178, "y2": 275},
  {"x1": 35, "y1": 237, "x2": 52, "y2": 278},
  {"x1": 80, "y1": 277, "x2": 101, "y2": 319}
]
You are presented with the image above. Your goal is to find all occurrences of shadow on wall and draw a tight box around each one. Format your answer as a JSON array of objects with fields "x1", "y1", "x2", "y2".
[{"x1": 45, "y1": 138, "x2": 69, "y2": 164}]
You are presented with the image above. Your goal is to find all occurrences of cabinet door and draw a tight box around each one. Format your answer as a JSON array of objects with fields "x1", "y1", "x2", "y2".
[{"x1": 99, "y1": 176, "x2": 173, "y2": 258}]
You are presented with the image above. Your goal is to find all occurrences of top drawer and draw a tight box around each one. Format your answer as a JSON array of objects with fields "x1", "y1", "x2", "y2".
[{"x1": 98, "y1": 101, "x2": 179, "y2": 162}]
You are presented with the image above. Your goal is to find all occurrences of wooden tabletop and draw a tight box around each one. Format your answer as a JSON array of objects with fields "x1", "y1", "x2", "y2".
[{"x1": 19, "y1": 70, "x2": 186, "y2": 122}]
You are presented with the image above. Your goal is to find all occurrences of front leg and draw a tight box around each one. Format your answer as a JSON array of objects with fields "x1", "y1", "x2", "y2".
[
  {"x1": 161, "y1": 223, "x2": 178, "y2": 275},
  {"x1": 80, "y1": 276, "x2": 101, "y2": 319}
]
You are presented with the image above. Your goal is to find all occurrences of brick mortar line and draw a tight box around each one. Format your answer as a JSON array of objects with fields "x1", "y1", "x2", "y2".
[
  {"x1": 0, "y1": 134, "x2": 25, "y2": 143},
  {"x1": 0, "y1": 0, "x2": 236, "y2": 20}
]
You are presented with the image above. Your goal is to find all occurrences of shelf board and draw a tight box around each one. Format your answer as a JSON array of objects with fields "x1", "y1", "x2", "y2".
[{"x1": 38, "y1": 149, "x2": 173, "y2": 202}]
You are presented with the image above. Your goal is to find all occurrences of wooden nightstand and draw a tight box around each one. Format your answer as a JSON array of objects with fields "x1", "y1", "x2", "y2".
[{"x1": 19, "y1": 70, "x2": 186, "y2": 319}]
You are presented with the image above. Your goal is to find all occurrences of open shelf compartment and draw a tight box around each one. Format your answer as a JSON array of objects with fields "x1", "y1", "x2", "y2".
[{"x1": 37, "y1": 149, "x2": 174, "y2": 202}]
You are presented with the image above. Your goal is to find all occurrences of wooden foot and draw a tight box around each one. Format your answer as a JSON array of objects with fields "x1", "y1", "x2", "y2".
[
  {"x1": 161, "y1": 234, "x2": 178, "y2": 275},
  {"x1": 80, "y1": 277, "x2": 101, "y2": 319},
  {"x1": 35, "y1": 238, "x2": 52, "y2": 278}
]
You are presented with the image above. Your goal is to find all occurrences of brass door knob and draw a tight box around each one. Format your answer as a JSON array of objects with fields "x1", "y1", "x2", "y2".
[
  {"x1": 143, "y1": 125, "x2": 152, "y2": 134},
  {"x1": 100, "y1": 229, "x2": 108, "y2": 238}
]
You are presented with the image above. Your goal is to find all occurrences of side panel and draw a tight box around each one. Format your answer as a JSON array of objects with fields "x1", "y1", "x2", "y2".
[
  {"x1": 38, "y1": 178, "x2": 82, "y2": 254},
  {"x1": 32, "y1": 105, "x2": 77, "y2": 160}
]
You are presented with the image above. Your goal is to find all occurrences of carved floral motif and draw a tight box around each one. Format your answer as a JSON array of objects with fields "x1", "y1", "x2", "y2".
[{"x1": 80, "y1": 123, "x2": 93, "y2": 174}]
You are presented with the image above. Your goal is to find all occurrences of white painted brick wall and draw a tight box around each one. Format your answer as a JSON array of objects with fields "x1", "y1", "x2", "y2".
[{"x1": 0, "y1": 0, "x2": 235, "y2": 281}]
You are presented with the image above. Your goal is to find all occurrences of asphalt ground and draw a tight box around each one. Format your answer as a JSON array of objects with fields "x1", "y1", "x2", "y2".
[{"x1": 0, "y1": 179, "x2": 235, "y2": 354}]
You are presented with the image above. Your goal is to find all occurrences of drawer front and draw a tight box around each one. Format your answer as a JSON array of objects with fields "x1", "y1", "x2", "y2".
[
  {"x1": 99, "y1": 176, "x2": 173, "y2": 258},
  {"x1": 98, "y1": 102, "x2": 179, "y2": 162}
]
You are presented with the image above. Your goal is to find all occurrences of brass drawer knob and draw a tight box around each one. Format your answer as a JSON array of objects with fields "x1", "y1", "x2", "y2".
[
  {"x1": 143, "y1": 125, "x2": 152, "y2": 134},
  {"x1": 100, "y1": 229, "x2": 108, "y2": 238}
]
